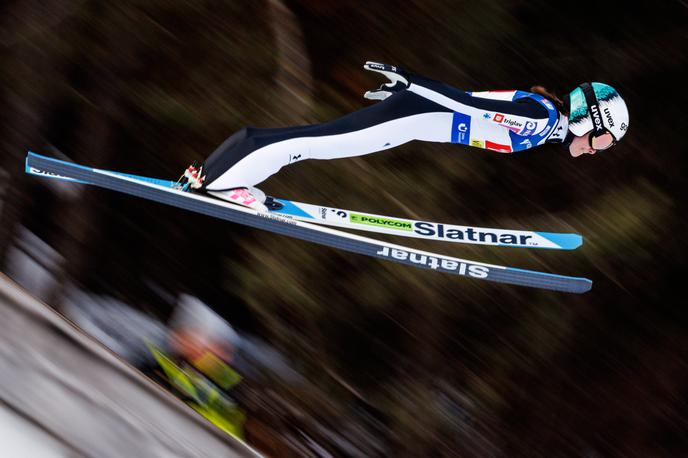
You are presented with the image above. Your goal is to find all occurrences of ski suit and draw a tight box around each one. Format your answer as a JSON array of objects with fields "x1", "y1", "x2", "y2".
[{"x1": 202, "y1": 73, "x2": 568, "y2": 191}]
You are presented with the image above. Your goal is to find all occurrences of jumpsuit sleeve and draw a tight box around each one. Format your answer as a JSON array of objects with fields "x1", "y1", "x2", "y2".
[{"x1": 404, "y1": 73, "x2": 554, "y2": 153}]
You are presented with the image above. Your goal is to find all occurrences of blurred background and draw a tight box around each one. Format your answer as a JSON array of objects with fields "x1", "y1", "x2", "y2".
[{"x1": 1, "y1": 0, "x2": 687, "y2": 456}]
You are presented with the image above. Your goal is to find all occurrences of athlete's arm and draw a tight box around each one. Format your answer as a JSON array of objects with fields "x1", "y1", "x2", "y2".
[
  {"x1": 362, "y1": 61, "x2": 551, "y2": 136},
  {"x1": 407, "y1": 74, "x2": 550, "y2": 133}
]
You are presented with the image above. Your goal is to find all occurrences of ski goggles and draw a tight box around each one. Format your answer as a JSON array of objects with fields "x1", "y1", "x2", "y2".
[
  {"x1": 580, "y1": 82, "x2": 617, "y2": 151},
  {"x1": 589, "y1": 129, "x2": 616, "y2": 151}
]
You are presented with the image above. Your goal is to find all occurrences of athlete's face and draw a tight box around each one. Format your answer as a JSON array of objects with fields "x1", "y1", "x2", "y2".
[{"x1": 568, "y1": 131, "x2": 596, "y2": 157}]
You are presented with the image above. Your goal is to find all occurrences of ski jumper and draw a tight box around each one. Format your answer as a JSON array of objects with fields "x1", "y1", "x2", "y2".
[{"x1": 202, "y1": 74, "x2": 568, "y2": 191}]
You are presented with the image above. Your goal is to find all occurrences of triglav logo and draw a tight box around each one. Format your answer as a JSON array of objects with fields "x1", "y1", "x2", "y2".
[
  {"x1": 493, "y1": 113, "x2": 523, "y2": 128},
  {"x1": 501, "y1": 118, "x2": 523, "y2": 128}
]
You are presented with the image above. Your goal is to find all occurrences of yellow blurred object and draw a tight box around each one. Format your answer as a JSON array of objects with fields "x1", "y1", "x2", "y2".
[
  {"x1": 190, "y1": 351, "x2": 242, "y2": 390},
  {"x1": 146, "y1": 343, "x2": 245, "y2": 440}
]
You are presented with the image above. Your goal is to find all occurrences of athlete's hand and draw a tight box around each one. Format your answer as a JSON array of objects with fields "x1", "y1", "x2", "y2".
[{"x1": 363, "y1": 61, "x2": 410, "y2": 101}]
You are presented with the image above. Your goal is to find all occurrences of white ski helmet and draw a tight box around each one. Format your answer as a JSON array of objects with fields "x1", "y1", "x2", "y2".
[{"x1": 567, "y1": 82, "x2": 629, "y2": 147}]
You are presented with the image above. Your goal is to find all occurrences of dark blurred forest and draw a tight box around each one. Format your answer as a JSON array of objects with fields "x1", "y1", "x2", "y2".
[{"x1": 1, "y1": 0, "x2": 687, "y2": 456}]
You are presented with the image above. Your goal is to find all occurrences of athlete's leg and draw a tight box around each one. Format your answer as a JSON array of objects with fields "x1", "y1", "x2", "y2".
[{"x1": 204, "y1": 91, "x2": 452, "y2": 190}]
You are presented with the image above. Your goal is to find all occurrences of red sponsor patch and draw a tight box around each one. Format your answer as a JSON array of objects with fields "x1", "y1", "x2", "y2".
[
  {"x1": 485, "y1": 141, "x2": 512, "y2": 153},
  {"x1": 493, "y1": 113, "x2": 504, "y2": 123}
]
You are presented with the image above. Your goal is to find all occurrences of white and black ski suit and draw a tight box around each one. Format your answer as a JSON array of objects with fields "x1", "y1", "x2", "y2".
[{"x1": 202, "y1": 73, "x2": 568, "y2": 191}]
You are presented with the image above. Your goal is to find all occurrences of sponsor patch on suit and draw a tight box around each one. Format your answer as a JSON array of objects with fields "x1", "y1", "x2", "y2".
[{"x1": 451, "y1": 112, "x2": 471, "y2": 144}]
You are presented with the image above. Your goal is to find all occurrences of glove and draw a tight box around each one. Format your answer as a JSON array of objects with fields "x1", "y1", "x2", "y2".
[{"x1": 363, "y1": 61, "x2": 410, "y2": 101}]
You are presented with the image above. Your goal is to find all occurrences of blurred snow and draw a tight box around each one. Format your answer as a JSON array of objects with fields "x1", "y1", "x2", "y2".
[
  {"x1": 0, "y1": 274, "x2": 261, "y2": 458},
  {"x1": 0, "y1": 407, "x2": 72, "y2": 458},
  {"x1": 5, "y1": 225, "x2": 62, "y2": 301}
]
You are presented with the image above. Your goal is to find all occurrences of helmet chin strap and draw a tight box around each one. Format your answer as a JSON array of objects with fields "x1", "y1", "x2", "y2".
[
  {"x1": 562, "y1": 130, "x2": 575, "y2": 147},
  {"x1": 559, "y1": 92, "x2": 574, "y2": 148},
  {"x1": 546, "y1": 111, "x2": 570, "y2": 145}
]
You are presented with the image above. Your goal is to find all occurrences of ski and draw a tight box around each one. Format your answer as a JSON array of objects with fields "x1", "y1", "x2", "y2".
[
  {"x1": 25, "y1": 152, "x2": 592, "y2": 293},
  {"x1": 271, "y1": 200, "x2": 581, "y2": 250},
  {"x1": 24, "y1": 155, "x2": 581, "y2": 250}
]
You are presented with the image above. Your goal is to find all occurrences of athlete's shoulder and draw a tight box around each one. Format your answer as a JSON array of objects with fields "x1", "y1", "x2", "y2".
[
  {"x1": 467, "y1": 90, "x2": 519, "y2": 101},
  {"x1": 515, "y1": 90, "x2": 558, "y2": 112},
  {"x1": 468, "y1": 90, "x2": 556, "y2": 110}
]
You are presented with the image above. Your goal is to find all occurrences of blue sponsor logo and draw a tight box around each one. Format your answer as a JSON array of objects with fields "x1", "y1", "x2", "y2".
[
  {"x1": 451, "y1": 112, "x2": 471, "y2": 144},
  {"x1": 521, "y1": 120, "x2": 537, "y2": 136}
]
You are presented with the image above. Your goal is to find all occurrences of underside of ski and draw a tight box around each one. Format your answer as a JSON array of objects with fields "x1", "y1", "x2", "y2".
[{"x1": 25, "y1": 152, "x2": 592, "y2": 293}]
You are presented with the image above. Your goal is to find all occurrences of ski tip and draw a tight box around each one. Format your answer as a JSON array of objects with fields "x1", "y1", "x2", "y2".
[
  {"x1": 25, "y1": 151, "x2": 46, "y2": 174},
  {"x1": 26, "y1": 150, "x2": 42, "y2": 162},
  {"x1": 25, "y1": 151, "x2": 37, "y2": 173},
  {"x1": 536, "y1": 232, "x2": 583, "y2": 250},
  {"x1": 504, "y1": 267, "x2": 593, "y2": 294},
  {"x1": 543, "y1": 276, "x2": 592, "y2": 294},
  {"x1": 550, "y1": 275, "x2": 592, "y2": 294},
  {"x1": 572, "y1": 277, "x2": 593, "y2": 294}
]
